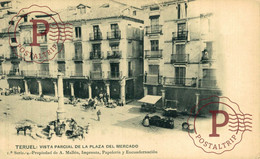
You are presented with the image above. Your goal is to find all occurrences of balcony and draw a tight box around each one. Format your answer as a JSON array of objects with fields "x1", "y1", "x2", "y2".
[
  {"x1": 89, "y1": 32, "x2": 102, "y2": 41},
  {"x1": 107, "y1": 51, "x2": 122, "y2": 59},
  {"x1": 72, "y1": 55, "x2": 83, "y2": 61},
  {"x1": 144, "y1": 50, "x2": 162, "y2": 58},
  {"x1": 70, "y1": 71, "x2": 84, "y2": 77},
  {"x1": 6, "y1": 55, "x2": 22, "y2": 62},
  {"x1": 107, "y1": 71, "x2": 122, "y2": 79},
  {"x1": 145, "y1": 25, "x2": 162, "y2": 35},
  {"x1": 171, "y1": 54, "x2": 189, "y2": 63},
  {"x1": 90, "y1": 71, "x2": 103, "y2": 79},
  {"x1": 7, "y1": 70, "x2": 23, "y2": 77},
  {"x1": 22, "y1": 70, "x2": 58, "y2": 78},
  {"x1": 90, "y1": 51, "x2": 103, "y2": 60},
  {"x1": 144, "y1": 74, "x2": 162, "y2": 85},
  {"x1": 172, "y1": 31, "x2": 188, "y2": 41},
  {"x1": 163, "y1": 77, "x2": 197, "y2": 87},
  {"x1": 107, "y1": 30, "x2": 121, "y2": 40}
]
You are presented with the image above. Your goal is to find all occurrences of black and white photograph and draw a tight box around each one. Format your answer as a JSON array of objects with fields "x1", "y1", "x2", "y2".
[{"x1": 0, "y1": 0, "x2": 259, "y2": 158}]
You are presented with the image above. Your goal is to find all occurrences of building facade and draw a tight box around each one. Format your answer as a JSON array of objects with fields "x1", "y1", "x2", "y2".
[
  {"x1": 142, "y1": 0, "x2": 221, "y2": 113},
  {"x1": 0, "y1": 1, "x2": 144, "y2": 104}
]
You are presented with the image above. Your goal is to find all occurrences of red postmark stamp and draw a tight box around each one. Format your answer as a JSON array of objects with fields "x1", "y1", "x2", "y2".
[
  {"x1": 187, "y1": 96, "x2": 252, "y2": 154},
  {"x1": 8, "y1": 5, "x2": 73, "y2": 63}
]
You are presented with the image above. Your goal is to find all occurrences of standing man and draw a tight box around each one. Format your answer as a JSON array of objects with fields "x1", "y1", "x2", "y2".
[{"x1": 97, "y1": 109, "x2": 101, "y2": 121}]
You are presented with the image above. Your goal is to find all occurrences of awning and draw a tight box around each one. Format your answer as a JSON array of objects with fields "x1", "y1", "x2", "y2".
[{"x1": 138, "y1": 95, "x2": 162, "y2": 105}]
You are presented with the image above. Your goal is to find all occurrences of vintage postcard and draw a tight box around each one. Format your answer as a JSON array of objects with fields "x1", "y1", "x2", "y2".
[{"x1": 0, "y1": 0, "x2": 259, "y2": 158}]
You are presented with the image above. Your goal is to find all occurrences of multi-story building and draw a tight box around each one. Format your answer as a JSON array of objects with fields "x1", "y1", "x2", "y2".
[
  {"x1": 1, "y1": 0, "x2": 144, "y2": 103},
  {"x1": 142, "y1": 0, "x2": 221, "y2": 113}
]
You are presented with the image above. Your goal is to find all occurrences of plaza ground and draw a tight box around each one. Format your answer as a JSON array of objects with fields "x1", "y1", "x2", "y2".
[{"x1": 0, "y1": 94, "x2": 211, "y2": 158}]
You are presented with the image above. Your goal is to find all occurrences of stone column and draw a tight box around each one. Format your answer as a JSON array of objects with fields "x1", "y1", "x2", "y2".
[
  {"x1": 161, "y1": 89, "x2": 166, "y2": 107},
  {"x1": 195, "y1": 93, "x2": 200, "y2": 114},
  {"x1": 106, "y1": 83, "x2": 110, "y2": 99},
  {"x1": 24, "y1": 80, "x2": 29, "y2": 95},
  {"x1": 70, "y1": 82, "x2": 74, "y2": 97},
  {"x1": 120, "y1": 78, "x2": 126, "y2": 105},
  {"x1": 53, "y1": 81, "x2": 57, "y2": 98},
  {"x1": 88, "y1": 83, "x2": 92, "y2": 99},
  {"x1": 57, "y1": 72, "x2": 65, "y2": 120},
  {"x1": 144, "y1": 86, "x2": 148, "y2": 96},
  {"x1": 37, "y1": 80, "x2": 42, "y2": 96}
]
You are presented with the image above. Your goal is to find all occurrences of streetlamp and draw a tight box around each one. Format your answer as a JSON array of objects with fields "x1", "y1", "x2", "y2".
[{"x1": 56, "y1": 71, "x2": 65, "y2": 120}]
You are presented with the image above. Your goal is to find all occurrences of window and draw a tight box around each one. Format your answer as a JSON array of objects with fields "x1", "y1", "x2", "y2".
[
  {"x1": 9, "y1": 20, "x2": 14, "y2": 25},
  {"x1": 149, "y1": 65, "x2": 159, "y2": 75},
  {"x1": 74, "y1": 42, "x2": 82, "y2": 58},
  {"x1": 150, "y1": 16, "x2": 159, "y2": 26},
  {"x1": 40, "y1": 46, "x2": 48, "y2": 60},
  {"x1": 79, "y1": 7, "x2": 86, "y2": 14},
  {"x1": 39, "y1": 30, "x2": 47, "y2": 42},
  {"x1": 93, "y1": 25, "x2": 101, "y2": 39},
  {"x1": 10, "y1": 46, "x2": 17, "y2": 57},
  {"x1": 92, "y1": 44, "x2": 101, "y2": 57},
  {"x1": 128, "y1": 61, "x2": 132, "y2": 77},
  {"x1": 206, "y1": 42, "x2": 213, "y2": 58},
  {"x1": 175, "y1": 67, "x2": 186, "y2": 84},
  {"x1": 24, "y1": 15, "x2": 28, "y2": 22},
  {"x1": 40, "y1": 63, "x2": 49, "y2": 75},
  {"x1": 110, "y1": 63, "x2": 120, "y2": 77},
  {"x1": 177, "y1": 4, "x2": 181, "y2": 19},
  {"x1": 177, "y1": 3, "x2": 187, "y2": 19},
  {"x1": 93, "y1": 63, "x2": 101, "y2": 72},
  {"x1": 110, "y1": 24, "x2": 120, "y2": 38},
  {"x1": 75, "y1": 27, "x2": 81, "y2": 38},
  {"x1": 58, "y1": 43, "x2": 65, "y2": 59},
  {"x1": 150, "y1": 6, "x2": 159, "y2": 11},
  {"x1": 176, "y1": 44, "x2": 185, "y2": 54},
  {"x1": 58, "y1": 63, "x2": 65, "y2": 74},
  {"x1": 151, "y1": 40, "x2": 159, "y2": 51},
  {"x1": 75, "y1": 63, "x2": 83, "y2": 76}
]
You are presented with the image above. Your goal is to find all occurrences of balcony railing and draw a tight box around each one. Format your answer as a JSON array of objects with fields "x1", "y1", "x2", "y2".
[
  {"x1": 172, "y1": 31, "x2": 188, "y2": 41},
  {"x1": 22, "y1": 70, "x2": 58, "y2": 77},
  {"x1": 201, "y1": 53, "x2": 214, "y2": 63},
  {"x1": 171, "y1": 54, "x2": 189, "y2": 63},
  {"x1": 145, "y1": 25, "x2": 162, "y2": 35},
  {"x1": 72, "y1": 55, "x2": 83, "y2": 61},
  {"x1": 163, "y1": 77, "x2": 197, "y2": 87},
  {"x1": 144, "y1": 50, "x2": 163, "y2": 58},
  {"x1": 107, "y1": 30, "x2": 121, "y2": 40},
  {"x1": 107, "y1": 51, "x2": 122, "y2": 59},
  {"x1": 89, "y1": 32, "x2": 102, "y2": 41},
  {"x1": 144, "y1": 74, "x2": 162, "y2": 85},
  {"x1": 107, "y1": 71, "x2": 122, "y2": 79},
  {"x1": 70, "y1": 71, "x2": 84, "y2": 77},
  {"x1": 90, "y1": 71, "x2": 103, "y2": 79},
  {"x1": 7, "y1": 70, "x2": 23, "y2": 76},
  {"x1": 90, "y1": 51, "x2": 103, "y2": 60}
]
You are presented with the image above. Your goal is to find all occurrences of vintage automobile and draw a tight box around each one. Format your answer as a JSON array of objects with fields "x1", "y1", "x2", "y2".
[{"x1": 147, "y1": 115, "x2": 174, "y2": 129}]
